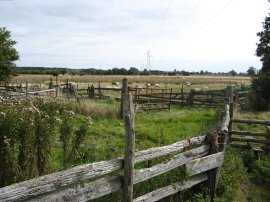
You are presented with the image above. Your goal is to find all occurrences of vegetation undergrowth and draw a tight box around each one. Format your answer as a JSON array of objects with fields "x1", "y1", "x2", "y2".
[
  {"x1": 0, "y1": 96, "x2": 219, "y2": 200},
  {"x1": 0, "y1": 97, "x2": 90, "y2": 187},
  {"x1": 214, "y1": 110, "x2": 270, "y2": 202},
  {"x1": 3, "y1": 96, "x2": 268, "y2": 202}
]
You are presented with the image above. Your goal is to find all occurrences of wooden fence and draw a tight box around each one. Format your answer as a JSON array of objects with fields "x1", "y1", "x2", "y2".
[
  {"x1": 229, "y1": 116, "x2": 270, "y2": 158},
  {"x1": 185, "y1": 89, "x2": 226, "y2": 107},
  {"x1": 0, "y1": 88, "x2": 56, "y2": 99},
  {"x1": 234, "y1": 90, "x2": 253, "y2": 110},
  {"x1": 130, "y1": 87, "x2": 172, "y2": 112},
  {"x1": 52, "y1": 80, "x2": 229, "y2": 110},
  {"x1": 0, "y1": 88, "x2": 231, "y2": 201},
  {"x1": 2, "y1": 79, "x2": 239, "y2": 112}
]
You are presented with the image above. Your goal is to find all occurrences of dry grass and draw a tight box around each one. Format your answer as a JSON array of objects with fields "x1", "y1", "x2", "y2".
[
  {"x1": 11, "y1": 74, "x2": 251, "y2": 89},
  {"x1": 234, "y1": 110, "x2": 270, "y2": 120},
  {"x1": 11, "y1": 74, "x2": 252, "y2": 84}
]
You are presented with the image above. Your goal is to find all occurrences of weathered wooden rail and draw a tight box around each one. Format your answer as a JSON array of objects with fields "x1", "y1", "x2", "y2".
[
  {"x1": 234, "y1": 90, "x2": 253, "y2": 110},
  {"x1": 229, "y1": 115, "x2": 270, "y2": 157},
  {"x1": 186, "y1": 89, "x2": 226, "y2": 107},
  {"x1": 0, "y1": 84, "x2": 231, "y2": 201},
  {"x1": 130, "y1": 87, "x2": 172, "y2": 112},
  {"x1": 1, "y1": 89, "x2": 57, "y2": 99}
]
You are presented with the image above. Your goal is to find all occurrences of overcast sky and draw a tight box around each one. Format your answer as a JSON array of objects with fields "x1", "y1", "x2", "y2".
[{"x1": 0, "y1": 0, "x2": 269, "y2": 72}]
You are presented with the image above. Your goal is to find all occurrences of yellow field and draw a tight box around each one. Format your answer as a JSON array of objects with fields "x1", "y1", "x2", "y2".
[{"x1": 11, "y1": 74, "x2": 251, "y2": 91}]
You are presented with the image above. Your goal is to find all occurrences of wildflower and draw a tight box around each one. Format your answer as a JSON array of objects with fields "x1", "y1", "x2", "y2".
[
  {"x1": 65, "y1": 110, "x2": 75, "y2": 116},
  {"x1": 55, "y1": 117, "x2": 62, "y2": 124},
  {"x1": 3, "y1": 136, "x2": 10, "y2": 146},
  {"x1": 85, "y1": 117, "x2": 93, "y2": 125},
  {"x1": 0, "y1": 112, "x2": 5, "y2": 118}
]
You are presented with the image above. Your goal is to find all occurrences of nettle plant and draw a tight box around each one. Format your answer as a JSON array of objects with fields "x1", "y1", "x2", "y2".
[{"x1": 0, "y1": 97, "x2": 89, "y2": 187}]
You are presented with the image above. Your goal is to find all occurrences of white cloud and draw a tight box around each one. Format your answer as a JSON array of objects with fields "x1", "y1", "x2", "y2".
[{"x1": 0, "y1": 0, "x2": 269, "y2": 72}]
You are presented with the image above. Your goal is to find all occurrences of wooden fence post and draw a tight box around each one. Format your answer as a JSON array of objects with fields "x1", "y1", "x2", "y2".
[
  {"x1": 168, "y1": 88, "x2": 172, "y2": 110},
  {"x1": 208, "y1": 103, "x2": 230, "y2": 201},
  {"x1": 49, "y1": 77, "x2": 53, "y2": 89},
  {"x1": 207, "y1": 131, "x2": 219, "y2": 202},
  {"x1": 55, "y1": 76, "x2": 58, "y2": 97},
  {"x1": 181, "y1": 84, "x2": 184, "y2": 104},
  {"x1": 226, "y1": 86, "x2": 233, "y2": 104},
  {"x1": 121, "y1": 78, "x2": 128, "y2": 118},
  {"x1": 266, "y1": 126, "x2": 270, "y2": 155},
  {"x1": 187, "y1": 89, "x2": 194, "y2": 105},
  {"x1": 25, "y1": 81, "x2": 29, "y2": 97},
  {"x1": 123, "y1": 92, "x2": 135, "y2": 202},
  {"x1": 66, "y1": 78, "x2": 69, "y2": 92},
  {"x1": 55, "y1": 86, "x2": 58, "y2": 97},
  {"x1": 98, "y1": 82, "x2": 101, "y2": 99},
  {"x1": 228, "y1": 103, "x2": 234, "y2": 137},
  {"x1": 235, "y1": 91, "x2": 239, "y2": 111},
  {"x1": 88, "y1": 85, "x2": 95, "y2": 99}
]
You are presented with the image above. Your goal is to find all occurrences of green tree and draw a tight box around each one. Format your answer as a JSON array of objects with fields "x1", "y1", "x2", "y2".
[
  {"x1": 251, "y1": 72, "x2": 270, "y2": 110},
  {"x1": 256, "y1": 13, "x2": 270, "y2": 73},
  {"x1": 247, "y1": 66, "x2": 256, "y2": 77},
  {"x1": 0, "y1": 27, "x2": 19, "y2": 84},
  {"x1": 251, "y1": 13, "x2": 270, "y2": 110},
  {"x1": 59, "y1": 68, "x2": 67, "y2": 75},
  {"x1": 229, "y1": 69, "x2": 237, "y2": 76},
  {"x1": 128, "y1": 67, "x2": 139, "y2": 75}
]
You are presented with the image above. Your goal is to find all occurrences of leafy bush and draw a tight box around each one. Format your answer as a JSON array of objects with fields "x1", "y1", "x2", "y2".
[
  {"x1": 0, "y1": 97, "x2": 89, "y2": 187},
  {"x1": 251, "y1": 73, "x2": 270, "y2": 110},
  {"x1": 253, "y1": 157, "x2": 270, "y2": 186},
  {"x1": 242, "y1": 150, "x2": 270, "y2": 187},
  {"x1": 215, "y1": 148, "x2": 247, "y2": 201}
]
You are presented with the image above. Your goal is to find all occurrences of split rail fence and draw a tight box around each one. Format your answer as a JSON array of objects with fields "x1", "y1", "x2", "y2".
[
  {"x1": 229, "y1": 110, "x2": 270, "y2": 158},
  {"x1": 2, "y1": 79, "x2": 240, "y2": 112},
  {"x1": 0, "y1": 81, "x2": 231, "y2": 202}
]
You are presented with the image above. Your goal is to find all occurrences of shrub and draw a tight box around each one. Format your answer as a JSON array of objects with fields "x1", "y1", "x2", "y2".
[
  {"x1": 0, "y1": 97, "x2": 69, "y2": 187},
  {"x1": 251, "y1": 73, "x2": 270, "y2": 110},
  {"x1": 215, "y1": 148, "x2": 247, "y2": 201},
  {"x1": 242, "y1": 150, "x2": 270, "y2": 187}
]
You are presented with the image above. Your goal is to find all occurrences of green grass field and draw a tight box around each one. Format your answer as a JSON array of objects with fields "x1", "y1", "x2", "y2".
[
  {"x1": 1, "y1": 93, "x2": 268, "y2": 201},
  {"x1": 49, "y1": 102, "x2": 218, "y2": 172}
]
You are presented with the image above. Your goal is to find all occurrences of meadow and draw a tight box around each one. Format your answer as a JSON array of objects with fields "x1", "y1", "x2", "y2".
[
  {"x1": 0, "y1": 96, "x2": 218, "y2": 201},
  {"x1": 10, "y1": 74, "x2": 251, "y2": 91},
  {"x1": 2, "y1": 74, "x2": 269, "y2": 201}
]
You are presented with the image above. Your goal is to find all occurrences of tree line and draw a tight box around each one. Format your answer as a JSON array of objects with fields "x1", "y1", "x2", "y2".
[{"x1": 15, "y1": 66, "x2": 251, "y2": 77}]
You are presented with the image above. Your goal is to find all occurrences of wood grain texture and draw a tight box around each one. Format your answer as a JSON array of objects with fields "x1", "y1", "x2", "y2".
[
  {"x1": 123, "y1": 92, "x2": 135, "y2": 202},
  {"x1": 186, "y1": 152, "x2": 224, "y2": 176},
  {"x1": 133, "y1": 173, "x2": 208, "y2": 202},
  {"x1": 134, "y1": 145, "x2": 210, "y2": 184},
  {"x1": 0, "y1": 158, "x2": 123, "y2": 202},
  {"x1": 230, "y1": 130, "x2": 269, "y2": 137},
  {"x1": 230, "y1": 137, "x2": 270, "y2": 144},
  {"x1": 134, "y1": 135, "x2": 207, "y2": 163},
  {"x1": 220, "y1": 104, "x2": 230, "y2": 132},
  {"x1": 231, "y1": 119, "x2": 270, "y2": 125},
  {"x1": 28, "y1": 176, "x2": 122, "y2": 202},
  {"x1": 0, "y1": 136, "x2": 206, "y2": 201}
]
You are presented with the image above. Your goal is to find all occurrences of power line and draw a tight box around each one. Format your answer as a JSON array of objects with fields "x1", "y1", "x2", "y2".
[
  {"x1": 160, "y1": 0, "x2": 203, "y2": 51},
  {"x1": 146, "y1": 50, "x2": 152, "y2": 71},
  {"x1": 167, "y1": 0, "x2": 234, "y2": 57},
  {"x1": 149, "y1": 0, "x2": 174, "y2": 51}
]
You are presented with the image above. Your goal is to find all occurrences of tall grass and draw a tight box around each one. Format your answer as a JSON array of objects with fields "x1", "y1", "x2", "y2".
[
  {"x1": 0, "y1": 96, "x2": 224, "y2": 200},
  {"x1": 11, "y1": 74, "x2": 251, "y2": 87},
  {"x1": 66, "y1": 98, "x2": 120, "y2": 119}
]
